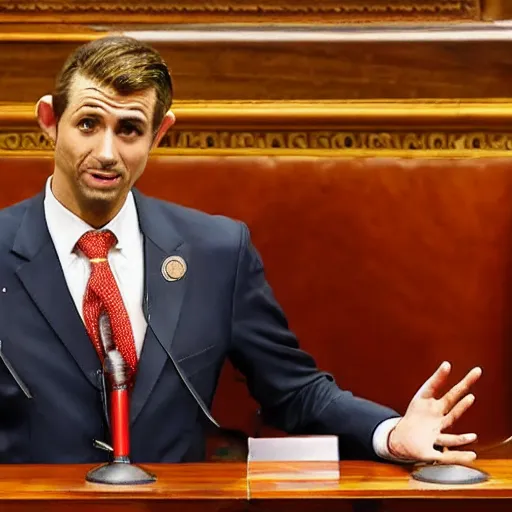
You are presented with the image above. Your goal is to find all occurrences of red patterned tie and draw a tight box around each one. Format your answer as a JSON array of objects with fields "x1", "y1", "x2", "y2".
[{"x1": 77, "y1": 230, "x2": 138, "y2": 375}]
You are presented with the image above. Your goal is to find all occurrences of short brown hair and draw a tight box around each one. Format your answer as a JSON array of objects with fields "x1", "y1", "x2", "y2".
[{"x1": 52, "y1": 36, "x2": 173, "y2": 131}]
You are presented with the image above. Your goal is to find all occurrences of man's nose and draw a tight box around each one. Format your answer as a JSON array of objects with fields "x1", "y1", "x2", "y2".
[{"x1": 96, "y1": 130, "x2": 118, "y2": 168}]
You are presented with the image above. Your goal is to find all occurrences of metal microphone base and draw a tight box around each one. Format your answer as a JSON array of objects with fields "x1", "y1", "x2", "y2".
[
  {"x1": 412, "y1": 464, "x2": 489, "y2": 485},
  {"x1": 86, "y1": 459, "x2": 156, "y2": 485}
]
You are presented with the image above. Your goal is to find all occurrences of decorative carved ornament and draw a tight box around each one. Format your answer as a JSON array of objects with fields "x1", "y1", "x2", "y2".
[
  {"x1": 1, "y1": 100, "x2": 510, "y2": 156},
  {"x1": 3, "y1": 130, "x2": 511, "y2": 155},
  {"x1": 160, "y1": 131, "x2": 512, "y2": 152},
  {"x1": 0, "y1": 1, "x2": 480, "y2": 22}
]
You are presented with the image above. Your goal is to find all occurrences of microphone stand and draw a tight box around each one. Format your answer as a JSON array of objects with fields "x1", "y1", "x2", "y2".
[
  {"x1": 86, "y1": 349, "x2": 155, "y2": 485},
  {"x1": 411, "y1": 444, "x2": 490, "y2": 485},
  {"x1": 410, "y1": 434, "x2": 512, "y2": 484},
  {"x1": 411, "y1": 462, "x2": 489, "y2": 485}
]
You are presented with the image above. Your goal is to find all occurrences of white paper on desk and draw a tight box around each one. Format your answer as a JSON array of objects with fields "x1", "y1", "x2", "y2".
[{"x1": 248, "y1": 435, "x2": 339, "y2": 461}]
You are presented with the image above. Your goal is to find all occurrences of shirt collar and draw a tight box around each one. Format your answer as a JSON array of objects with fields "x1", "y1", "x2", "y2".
[{"x1": 43, "y1": 176, "x2": 139, "y2": 258}]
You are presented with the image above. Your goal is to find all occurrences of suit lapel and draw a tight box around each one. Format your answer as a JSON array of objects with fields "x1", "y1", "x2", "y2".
[
  {"x1": 12, "y1": 190, "x2": 191, "y2": 419},
  {"x1": 130, "y1": 190, "x2": 190, "y2": 424},
  {"x1": 12, "y1": 194, "x2": 100, "y2": 389}
]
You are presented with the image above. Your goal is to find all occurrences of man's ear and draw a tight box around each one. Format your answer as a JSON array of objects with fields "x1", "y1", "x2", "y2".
[
  {"x1": 35, "y1": 95, "x2": 57, "y2": 142},
  {"x1": 151, "y1": 110, "x2": 176, "y2": 149}
]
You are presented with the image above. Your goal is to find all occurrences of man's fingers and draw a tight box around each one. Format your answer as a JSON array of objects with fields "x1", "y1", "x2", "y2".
[
  {"x1": 415, "y1": 361, "x2": 451, "y2": 400},
  {"x1": 436, "y1": 433, "x2": 477, "y2": 448},
  {"x1": 440, "y1": 367, "x2": 482, "y2": 413},
  {"x1": 442, "y1": 393, "x2": 476, "y2": 430},
  {"x1": 431, "y1": 449, "x2": 477, "y2": 465}
]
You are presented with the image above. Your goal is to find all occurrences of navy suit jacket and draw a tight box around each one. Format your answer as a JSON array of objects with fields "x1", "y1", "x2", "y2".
[{"x1": 0, "y1": 189, "x2": 398, "y2": 463}]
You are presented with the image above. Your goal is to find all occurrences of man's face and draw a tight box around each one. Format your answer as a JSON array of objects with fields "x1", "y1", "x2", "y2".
[{"x1": 52, "y1": 74, "x2": 157, "y2": 222}]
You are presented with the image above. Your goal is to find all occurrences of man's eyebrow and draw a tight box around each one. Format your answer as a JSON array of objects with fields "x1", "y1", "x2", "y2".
[
  {"x1": 73, "y1": 103, "x2": 100, "y2": 115},
  {"x1": 73, "y1": 105, "x2": 148, "y2": 124},
  {"x1": 118, "y1": 117, "x2": 148, "y2": 127}
]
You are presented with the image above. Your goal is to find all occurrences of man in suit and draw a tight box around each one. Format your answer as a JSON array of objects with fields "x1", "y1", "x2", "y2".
[{"x1": 0, "y1": 36, "x2": 481, "y2": 464}]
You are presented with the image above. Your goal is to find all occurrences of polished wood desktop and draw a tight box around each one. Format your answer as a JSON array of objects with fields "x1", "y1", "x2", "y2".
[
  {"x1": 0, "y1": 460, "x2": 511, "y2": 511},
  {"x1": 250, "y1": 459, "x2": 512, "y2": 511},
  {"x1": 0, "y1": 462, "x2": 247, "y2": 512}
]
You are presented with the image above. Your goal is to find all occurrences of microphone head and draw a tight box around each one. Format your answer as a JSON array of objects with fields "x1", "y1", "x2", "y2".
[
  {"x1": 99, "y1": 312, "x2": 115, "y2": 353},
  {"x1": 104, "y1": 349, "x2": 130, "y2": 388}
]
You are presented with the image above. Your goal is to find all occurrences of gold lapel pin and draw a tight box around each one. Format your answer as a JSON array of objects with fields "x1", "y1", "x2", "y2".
[{"x1": 161, "y1": 255, "x2": 187, "y2": 282}]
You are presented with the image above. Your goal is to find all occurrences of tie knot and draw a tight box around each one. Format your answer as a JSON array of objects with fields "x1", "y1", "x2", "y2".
[{"x1": 77, "y1": 230, "x2": 117, "y2": 260}]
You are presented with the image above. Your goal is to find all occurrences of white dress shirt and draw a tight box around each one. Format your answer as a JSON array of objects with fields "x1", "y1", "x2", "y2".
[
  {"x1": 43, "y1": 176, "x2": 401, "y2": 459},
  {"x1": 43, "y1": 177, "x2": 147, "y2": 357}
]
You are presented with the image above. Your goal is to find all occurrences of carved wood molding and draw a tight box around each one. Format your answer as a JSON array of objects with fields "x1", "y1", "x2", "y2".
[
  {"x1": 2, "y1": 100, "x2": 511, "y2": 156},
  {"x1": 0, "y1": 1, "x2": 481, "y2": 23}
]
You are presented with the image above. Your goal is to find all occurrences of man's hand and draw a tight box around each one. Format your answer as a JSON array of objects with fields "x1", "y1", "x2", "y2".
[{"x1": 387, "y1": 361, "x2": 482, "y2": 464}]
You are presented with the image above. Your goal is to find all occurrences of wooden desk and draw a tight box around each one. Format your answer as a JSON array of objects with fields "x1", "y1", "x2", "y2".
[
  {"x1": 249, "y1": 459, "x2": 512, "y2": 511},
  {"x1": 0, "y1": 462, "x2": 248, "y2": 512},
  {"x1": 0, "y1": 460, "x2": 511, "y2": 511}
]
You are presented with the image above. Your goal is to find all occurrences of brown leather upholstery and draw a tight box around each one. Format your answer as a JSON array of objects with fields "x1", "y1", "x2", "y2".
[{"x1": 1, "y1": 155, "x2": 511, "y2": 454}]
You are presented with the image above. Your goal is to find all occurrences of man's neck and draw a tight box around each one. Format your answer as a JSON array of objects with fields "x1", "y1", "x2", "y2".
[{"x1": 50, "y1": 176, "x2": 125, "y2": 229}]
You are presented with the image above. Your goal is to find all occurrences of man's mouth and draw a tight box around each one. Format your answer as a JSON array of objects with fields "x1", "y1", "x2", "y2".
[
  {"x1": 84, "y1": 170, "x2": 122, "y2": 188},
  {"x1": 90, "y1": 171, "x2": 120, "y2": 180}
]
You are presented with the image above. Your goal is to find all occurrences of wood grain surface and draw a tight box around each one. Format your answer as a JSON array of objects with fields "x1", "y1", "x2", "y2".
[
  {"x1": 0, "y1": 27, "x2": 512, "y2": 103},
  {"x1": 1, "y1": 460, "x2": 512, "y2": 512}
]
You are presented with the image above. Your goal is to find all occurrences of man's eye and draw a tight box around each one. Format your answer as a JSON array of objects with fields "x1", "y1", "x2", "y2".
[
  {"x1": 78, "y1": 118, "x2": 96, "y2": 132},
  {"x1": 119, "y1": 124, "x2": 142, "y2": 137}
]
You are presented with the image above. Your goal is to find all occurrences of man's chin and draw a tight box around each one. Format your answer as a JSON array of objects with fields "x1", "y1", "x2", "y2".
[
  {"x1": 82, "y1": 188, "x2": 120, "y2": 204},
  {"x1": 78, "y1": 185, "x2": 127, "y2": 216}
]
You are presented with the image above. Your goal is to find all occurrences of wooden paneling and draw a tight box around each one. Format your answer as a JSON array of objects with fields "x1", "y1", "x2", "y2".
[
  {"x1": 136, "y1": 156, "x2": 512, "y2": 446},
  {"x1": 152, "y1": 39, "x2": 512, "y2": 102},
  {"x1": 1, "y1": 31, "x2": 512, "y2": 104},
  {"x1": 0, "y1": 0, "x2": 481, "y2": 24}
]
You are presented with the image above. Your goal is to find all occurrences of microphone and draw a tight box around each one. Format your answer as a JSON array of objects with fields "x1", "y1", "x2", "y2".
[
  {"x1": 98, "y1": 312, "x2": 115, "y2": 353},
  {"x1": 85, "y1": 314, "x2": 155, "y2": 485},
  {"x1": 103, "y1": 349, "x2": 130, "y2": 462}
]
